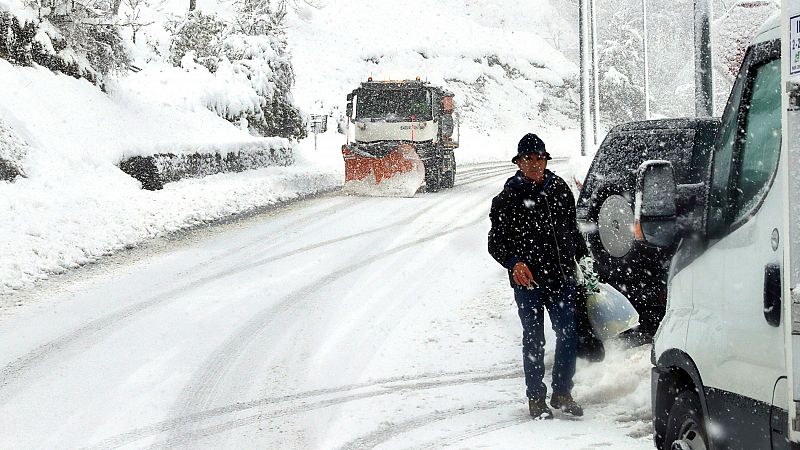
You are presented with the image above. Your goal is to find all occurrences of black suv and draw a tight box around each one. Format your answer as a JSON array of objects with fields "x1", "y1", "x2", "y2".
[{"x1": 576, "y1": 118, "x2": 720, "y2": 334}]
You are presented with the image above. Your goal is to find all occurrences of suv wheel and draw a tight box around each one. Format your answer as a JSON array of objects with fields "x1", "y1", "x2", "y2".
[
  {"x1": 588, "y1": 192, "x2": 634, "y2": 281},
  {"x1": 665, "y1": 391, "x2": 708, "y2": 450},
  {"x1": 588, "y1": 191, "x2": 667, "y2": 334},
  {"x1": 597, "y1": 194, "x2": 635, "y2": 259}
]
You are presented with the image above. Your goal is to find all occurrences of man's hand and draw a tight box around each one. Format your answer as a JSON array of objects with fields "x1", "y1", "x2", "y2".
[{"x1": 512, "y1": 261, "x2": 536, "y2": 288}]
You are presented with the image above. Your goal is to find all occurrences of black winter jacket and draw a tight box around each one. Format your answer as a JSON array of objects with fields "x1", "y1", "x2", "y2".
[{"x1": 488, "y1": 169, "x2": 589, "y2": 288}]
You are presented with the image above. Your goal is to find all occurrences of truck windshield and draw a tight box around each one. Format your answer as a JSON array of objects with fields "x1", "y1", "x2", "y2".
[{"x1": 356, "y1": 89, "x2": 432, "y2": 122}]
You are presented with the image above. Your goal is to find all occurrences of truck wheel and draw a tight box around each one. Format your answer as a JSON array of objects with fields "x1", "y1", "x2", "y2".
[
  {"x1": 425, "y1": 161, "x2": 441, "y2": 192},
  {"x1": 442, "y1": 152, "x2": 455, "y2": 188},
  {"x1": 664, "y1": 391, "x2": 708, "y2": 450}
]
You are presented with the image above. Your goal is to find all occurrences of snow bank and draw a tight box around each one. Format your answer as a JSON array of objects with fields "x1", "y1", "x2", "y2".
[
  {"x1": 0, "y1": 115, "x2": 29, "y2": 178},
  {"x1": 0, "y1": 59, "x2": 339, "y2": 297}
]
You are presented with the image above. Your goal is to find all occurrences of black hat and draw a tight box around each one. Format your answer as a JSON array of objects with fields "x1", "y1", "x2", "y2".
[{"x1": 512, "y1": 133, "x2": 551, "y2": 163}]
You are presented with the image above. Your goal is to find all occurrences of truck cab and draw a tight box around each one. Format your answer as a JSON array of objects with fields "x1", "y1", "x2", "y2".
[{"x1": 638, "y1": 4, "x2": 800, "y2": 449}]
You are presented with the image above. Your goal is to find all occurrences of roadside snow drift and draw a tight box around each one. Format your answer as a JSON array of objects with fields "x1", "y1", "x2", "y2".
[{"x1": 0, "y1": 60, "x2": 340, "y2": 296}]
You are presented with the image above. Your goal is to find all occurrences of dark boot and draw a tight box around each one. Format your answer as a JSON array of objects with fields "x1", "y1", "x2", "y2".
[
  {"x1": 550, "y1": 391, "x2": 584, "y2": 417},
  {"x1": 528, "y1": 398, "x2": 554, "y2": 420}
]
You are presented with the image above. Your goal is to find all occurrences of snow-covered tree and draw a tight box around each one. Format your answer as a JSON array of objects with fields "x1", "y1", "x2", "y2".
[
  {"x1": 119, "y1": 0, "x2": 162, "y2": 44},
  {"x1": 232, "y1": 0, "x2": 287, "y2": 37},
  {"x1": 48, "y1": 3, "x2": 130, "y2": 77},
  {"x1": 0, "y1": 0, "x2": 130, "y2": 83},
  {"x1": 228, "y1": 0, "x2": 305, "y2": 140},
  {"x1": 165, "y1": 4, "x2": 306, "y2": 140},
  {"x1": 596, "y1": 4, "x2": 646, "y2": 125},
  {"x1": 167, "y1": 10, "x2": 227, "y2": 72},
  {"x1": 220, "y1": 33, "x2": 305, "y2": 140}
]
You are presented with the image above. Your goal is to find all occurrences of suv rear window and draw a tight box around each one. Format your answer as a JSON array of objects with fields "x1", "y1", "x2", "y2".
[{"x1": 582, "y1": 129, "x2": 695, "y2": 198}]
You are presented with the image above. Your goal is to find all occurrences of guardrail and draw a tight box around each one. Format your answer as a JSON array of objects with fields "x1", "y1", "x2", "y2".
[{"x1": 118, "y1": 145, "x2": 293, "y2": 190}]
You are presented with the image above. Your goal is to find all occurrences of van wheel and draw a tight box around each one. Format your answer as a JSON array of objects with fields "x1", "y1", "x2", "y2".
[{"x1": 664, "y1": 391, "x2": 708, "y2": 450}]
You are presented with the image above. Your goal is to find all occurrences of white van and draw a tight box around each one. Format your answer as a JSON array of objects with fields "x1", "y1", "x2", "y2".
[{"x1": 636, "y1": 2, "x2": 800, "y2": 449}]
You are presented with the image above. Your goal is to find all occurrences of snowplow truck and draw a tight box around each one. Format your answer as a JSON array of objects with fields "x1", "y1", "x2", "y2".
[{"x1": 341, "y1": 79, "x2": 459, "y2": 195}]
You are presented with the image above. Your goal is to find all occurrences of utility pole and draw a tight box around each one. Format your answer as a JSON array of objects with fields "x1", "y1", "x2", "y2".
[
  {"x1": 642, "y1": 0, "x2": 651, "y2": 119},
  {"x1": 694, "y1": 0, "x2": 714, "y2": 117},
  {"x1": 579, "y1": 0, "x2": 592, "y2": 156},
  {"x1": 590, "y1": 0, "x2": 600, "y2": 144}
]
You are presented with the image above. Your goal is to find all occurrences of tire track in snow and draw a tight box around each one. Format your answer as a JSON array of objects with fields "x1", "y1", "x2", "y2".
[
  {"x1": 0, "y1": 193, "x2": 351, "y2": 309},
  {"x1": 0, "y1": 163, "x2": 515, "y2": 441},
  {"x1": 455, "y1": 157, "x2": 565, "y2": 178},
  {"x1": 424, "y1": 417, "x2": 530, "y2": 449},
  {"x1": 0, "y1": 164, "x2": 509, "y2": 399},
  {"x1": 83, "y1": 366, "x2": 522, "y2": 449},
  {"x1": 453, "y1": 162, "x2": 512, "y2": 177},
  {"x1": 454, "y1": 158, "x2": 567, "y2": 188},
  {"x1": 335, "y1": 400, "x2": 511, "y2": 450},
  {"x1": 182, "y1": 195, "x2": 358, "y2": 261},
  {"x1": 0, "y1": 189, "x2": 461, "y2": 403},
  {"x1": 458, "y1": 161, "x2": 510, "y2": 170},
  {"x1": 161, "y1": 178, "x2": 508, "y2": 447},
  {"x1": 0, "y1": 198, "x2": 366, "y2": 402},
  {"x1": 150, "y1": 157, "x2": 568, "y2": 448},
  {"x1": 455, "y1": 168, "x2": 511, "y2": 184}
]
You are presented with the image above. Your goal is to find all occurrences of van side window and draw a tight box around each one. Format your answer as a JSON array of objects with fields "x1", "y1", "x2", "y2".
[
  {"x1": 688, "y1": 123, "x2": 717, "y2": 185},
  {"x1": 707, "y1": 49, "x2": 781, "y2": 237},
  {"x1": 733, "y1": 59, "x2": 781, "y2": 220},
  {"x1": 708, "y1": 58, "x2": 747, "y2": 236}
]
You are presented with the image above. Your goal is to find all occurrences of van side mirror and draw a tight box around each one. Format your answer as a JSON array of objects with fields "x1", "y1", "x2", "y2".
[{"x1": 635, "y1": 160, "x2": 678, "y2": 247}]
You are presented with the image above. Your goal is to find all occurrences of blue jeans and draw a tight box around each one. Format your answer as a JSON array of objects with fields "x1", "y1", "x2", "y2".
[{"x1": 514, "y1": 282, "x2": 577, "y2": 400}]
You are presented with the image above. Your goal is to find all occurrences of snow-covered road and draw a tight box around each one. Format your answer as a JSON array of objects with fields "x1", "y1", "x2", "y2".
[{"x1": 0, "y1": 161, "x2": 653, "y2": 449}]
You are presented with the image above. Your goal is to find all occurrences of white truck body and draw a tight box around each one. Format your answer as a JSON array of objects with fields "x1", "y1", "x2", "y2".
[
  {"x1": 646, "y1": 2, "x2": 800, "y2": 448},
  {"x1": 784, "y1": 0, "x2": 800, "y2": 442},
  {"x1": 353, "y1": 120, "x2": 438, "y2": 144}
]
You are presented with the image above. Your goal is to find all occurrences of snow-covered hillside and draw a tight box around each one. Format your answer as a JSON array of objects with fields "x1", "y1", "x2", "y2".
[{"x1": 286, "y1": 0, "x2": 582, "y2": 164}]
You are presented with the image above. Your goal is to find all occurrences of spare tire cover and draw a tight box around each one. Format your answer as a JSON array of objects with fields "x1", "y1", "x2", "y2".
[{"x1": 597, "y1": 194, "x2": 634, "y2": 258}]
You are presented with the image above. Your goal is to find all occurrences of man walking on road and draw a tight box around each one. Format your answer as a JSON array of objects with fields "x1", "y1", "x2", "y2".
[{"x1": 488, "y1": 133, "x2": 589, "y2": 420}]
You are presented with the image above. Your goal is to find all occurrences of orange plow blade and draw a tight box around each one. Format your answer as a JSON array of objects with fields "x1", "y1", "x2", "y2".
[{"x1": 342, "y1": 144, "x2": 425, "y2": 197}]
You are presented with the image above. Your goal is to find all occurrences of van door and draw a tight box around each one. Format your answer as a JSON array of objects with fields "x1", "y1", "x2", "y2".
[
  {"x1": 685, "y1": 41, "x2": 783, "y2": 449},
  {"x1": 783, "y1": 0, "x2": 800, "y2": 444}
]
